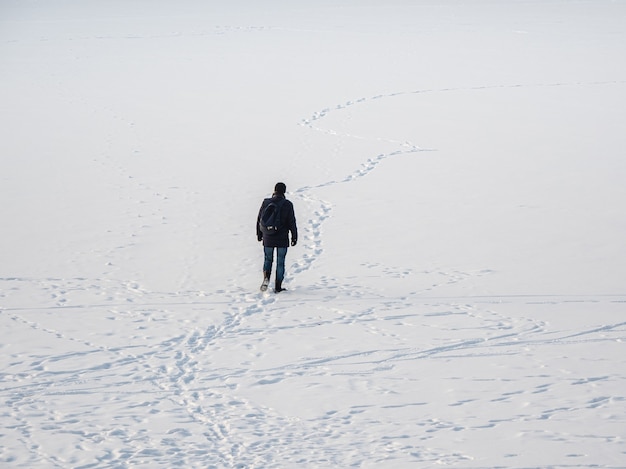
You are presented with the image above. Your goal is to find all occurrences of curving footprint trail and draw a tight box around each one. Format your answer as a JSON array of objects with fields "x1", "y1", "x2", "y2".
[{"x1": 290, "y1": 88, "x2": 435, "y2": 282}]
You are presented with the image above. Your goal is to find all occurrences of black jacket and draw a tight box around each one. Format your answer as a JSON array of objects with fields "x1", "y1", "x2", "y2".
[{"x1": 257, "y1": 194, "x2": 297, "y2": 248}]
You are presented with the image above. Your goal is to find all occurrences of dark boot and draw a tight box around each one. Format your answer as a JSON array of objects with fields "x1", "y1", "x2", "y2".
[
  {"x1": 260, "y1": 271, "x2": 270, "y2": 292},
  {"x1": 275, "y1": 279, "x2": 286, "y2": 293}
]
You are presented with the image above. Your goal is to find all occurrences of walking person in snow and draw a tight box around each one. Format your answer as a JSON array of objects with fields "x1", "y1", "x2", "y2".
[{"x1": 257, "y1": 182, "x2": 297, "y2": 293}]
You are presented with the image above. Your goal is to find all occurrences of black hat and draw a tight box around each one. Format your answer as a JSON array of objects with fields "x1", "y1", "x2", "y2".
[{"x1": 274, "y1": 182, "x2": 286, "y2": 194}]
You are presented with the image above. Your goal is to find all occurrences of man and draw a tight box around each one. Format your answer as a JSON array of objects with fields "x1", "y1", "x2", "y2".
[{"x1": 256, "y1": 182, "x2": 297, "y2": 293}]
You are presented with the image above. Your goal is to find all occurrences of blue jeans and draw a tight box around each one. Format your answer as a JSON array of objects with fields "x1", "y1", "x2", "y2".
[{"x1": 263, "y1": 246, "x2": 287, "y2": 282}]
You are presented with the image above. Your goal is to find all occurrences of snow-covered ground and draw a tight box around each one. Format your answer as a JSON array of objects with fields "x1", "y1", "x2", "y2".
[{"x1": 2, "y1": 1, "x2": 626, "y2": 467}]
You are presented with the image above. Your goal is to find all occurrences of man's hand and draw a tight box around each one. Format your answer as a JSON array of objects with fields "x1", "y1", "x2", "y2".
[{"x1": 291, "y1": 239, "x2": 297, "y2": 246}]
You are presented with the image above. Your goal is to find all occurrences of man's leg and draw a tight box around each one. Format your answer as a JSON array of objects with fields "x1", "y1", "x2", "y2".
[
  {"x1": 261, "y1": 247, "x2": 274, "y2": 292},
  {"x1": 263, "y1": 246, "x2": 274, "y2": 276},
  {"x1": 275, "y1": 247, "x2": 288, "y2": 292}
]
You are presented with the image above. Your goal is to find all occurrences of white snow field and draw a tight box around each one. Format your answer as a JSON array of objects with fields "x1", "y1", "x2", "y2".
[{"x1": 1, "y1": 1, "x2": 626, "y2": 467}]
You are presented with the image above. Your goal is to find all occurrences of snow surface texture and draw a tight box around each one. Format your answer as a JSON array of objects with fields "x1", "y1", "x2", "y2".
[{"x1": 1, "y1": 1, "x2": 626, "y2": 467}]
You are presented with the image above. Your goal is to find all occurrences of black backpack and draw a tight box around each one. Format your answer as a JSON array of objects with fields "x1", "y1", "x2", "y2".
[{"x1": 260, "y1": 198, "x2": 286, "y2": 236}]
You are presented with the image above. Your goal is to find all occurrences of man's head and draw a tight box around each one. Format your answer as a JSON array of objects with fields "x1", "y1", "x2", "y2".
[{"x1": 274, "y1": 182, "x2": 286, "y2": 194}]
